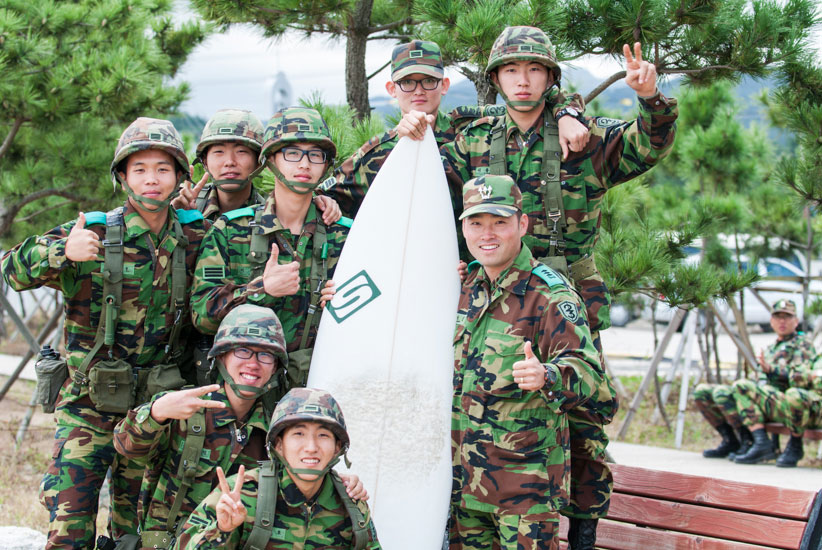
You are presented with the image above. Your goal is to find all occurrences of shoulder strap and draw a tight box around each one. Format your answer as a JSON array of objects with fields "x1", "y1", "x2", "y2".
[
  {"x1": 248, "y1": 206, "x2": 268, "y2": 280},
  {"x1": 165, "y1": 410, "x2": 207, "y2": 535},
  {"x1": 243, "y1": 461, "x2": 279, "y2": 550},
  {"x1": 336, "y1": 216, "x2": 353, "y2": 229},
  {"x1": 84, "y1": 211, "x2": 107, "y2": 226},
  {"x1": 532, "y1": 264, "x2": 568, "y2": 290},
  {"x1": 330, "y1": 471, "x2": 369, "y2": 550},
  {"x1": 176, "y1": 209, "x2": 204, "y2": 224},
  {"x1": 163, "y1": 217, "x2": 189, "y2": 361},
  {"x1": 489, "y1": 117, "x2": 507, "y2": 176},
  {"x1": 194, "y1": 184, "x2": 212, "y2": 213},
  {"x1": 299, "y1": 222, "x2": 328, "y2": 350},
  {"x1": 225, "y1": 206, "x2": 256, "y2": 221},
  {"x1": 72, "y1": 208, "x2": 125, "y2": 391},
  {"x1": 540, "y1": 115, "x2": 566, "y2": 259}
]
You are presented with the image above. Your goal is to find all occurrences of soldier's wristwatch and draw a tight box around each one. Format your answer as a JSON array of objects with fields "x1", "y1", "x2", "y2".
[
  {"x1": 555, "y1": 106, "x2": 582, "y2": 121},
  {"x1": 544, "y1": 364, "x2": 558, "y2": 387}
]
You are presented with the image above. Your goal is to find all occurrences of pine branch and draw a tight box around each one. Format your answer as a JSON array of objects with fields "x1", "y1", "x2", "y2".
[
  {"x1": 367, "y1": 59, "x2": 391, "y2": 80},
  {"x1": 368, "y1": 17, "x2": 415, "y2": 34},
  {"x1": 584, "y1": 71, "x2": 626, "y2": 103},
  {"x1": 0, "y1": 117, "x2": 27, "y2": 162}
]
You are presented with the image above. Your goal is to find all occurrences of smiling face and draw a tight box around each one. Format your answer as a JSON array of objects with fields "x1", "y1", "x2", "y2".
[
  {"x1": 274, "y1": 421, "x2": 341, "y2": 495},
  {"x1": 385, "y1": 72, "x2": 450, "y2": 116},
  {"x1": 491, "y1": 60, "x2": 552, "y2": 106},
  {"x1": 204, "y1": 141, "x2": 259, "y2": 188},
  {"x1": 119, "y1": 149, "x2": 179, "y2": 212},
  {"x1": 220, "y1": 345, "x2": 277, "y2": 399},
  {"x1": 462, "y1": 212, "x2": 528, "y2": 282}
]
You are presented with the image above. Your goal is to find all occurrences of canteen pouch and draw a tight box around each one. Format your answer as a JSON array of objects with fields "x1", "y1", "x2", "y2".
[
  {"x1": 193, "y1": 334, "x2": 215, "y2": 386},
  {"x1": 35, "y1": 356, "x2": 67, "y2": 414},
  {"x1": 140, "y1": 362, "x2": 187, "y2": 404},
  {"x1": 287, "y1": 348, "x2": 313, "y2": 388},
  {"x1": 88, "y1": 360, "x2": 133, "y2": 414}
]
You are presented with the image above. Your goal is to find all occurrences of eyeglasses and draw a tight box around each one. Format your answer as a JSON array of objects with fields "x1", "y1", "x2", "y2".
[
  {"x1": 396, "y1": 77, "x2": 441, "y2": 92},
  {"x1": 232, "y1": 347, "x2": 276, "y2": 365},
  {"x1": 279, "y1": 147, "x2": 327, "y2": 164}
]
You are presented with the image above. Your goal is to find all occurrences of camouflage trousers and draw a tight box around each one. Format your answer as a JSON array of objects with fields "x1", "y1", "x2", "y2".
[
  {"x1": 733, "y1": 380, "x2": 788, "y2": 427},
  {"x1": 561, "y1": 330, "x2": 616, "y2": 520},
  {"x1": 781, "y1": 388, "x2": 822, "y2": 434},
  {"x1": 40, "y1": 418, "x2": 143, "y2": 549},
  {"x1": 450, "y1": 506, "x2": 559, "y2": 550},
  {"x1": 693, "y1": 383, "x2": 742, "y2": 430}
]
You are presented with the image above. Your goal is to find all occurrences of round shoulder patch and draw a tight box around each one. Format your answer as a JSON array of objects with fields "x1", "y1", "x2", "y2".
[{"x1": 558, "y1": 300, "x2": 580, "y2": 324}]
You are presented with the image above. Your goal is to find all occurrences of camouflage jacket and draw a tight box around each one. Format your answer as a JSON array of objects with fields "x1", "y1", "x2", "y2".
[
  {"x1": 174, "y1": 466, "x2": 381, "y2": 550},
  {"x1": 112, "y1": 389, "x2": 268, "y2": 542},
  {"x1": 791, "y1": 355, "x2": 822, "y2": 392},
  {"x1": 197, "y1": 184, "x2": 266, "y2": 223},
  {"x1": 443, "y1": 92, "x2": 678, "y2": 332},
  {"x1": 760, "y1": 332, "x2": 816, "y2": 391},
  {"x1": 322, "y1": 90, "x2": 584, "y2": 219},
  {"x1": 452, "y1": 244, "x2": 602, "y2": 515},
  {"x1": 1, "y1": 203, "x2": 206, "y2": 432},
  {"x1": 191, "y1": 194, "x2": 348, "y2": 352}
]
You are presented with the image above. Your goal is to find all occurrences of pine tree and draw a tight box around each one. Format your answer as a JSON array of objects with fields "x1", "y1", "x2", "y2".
[
  {"x1": 188, "y1": 0, "x2": 417, "y2": 120},
  {"x1": 0, "y1": 0, "x2": 211, "y2": 245},
  {"x1": 414, "y1": 0, "x2": 818, "y2": 103}
]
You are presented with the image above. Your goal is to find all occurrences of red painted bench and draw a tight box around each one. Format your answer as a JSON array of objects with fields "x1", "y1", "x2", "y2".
[{"x1": 560, "y1": 464, "x2": 822, "y2": 549}]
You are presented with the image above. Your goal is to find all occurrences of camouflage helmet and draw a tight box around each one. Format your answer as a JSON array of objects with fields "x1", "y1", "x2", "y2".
[
  {"x1": 195, "y1": 109, "x2": 265, "y2": 161},
  {"x1": 110, "y1": 117, "x2": 190, "y2": 182},
  {"x1": 266, "y1": 387, "x2": 350, "y2": 451},
  {"x1": 391, "y1": 40, "x2": 444, "y2": 81},
  {"x1": 485, "y1": 26, "x2": 561, "y2": 82},
  {"x1": 260, "y1": 107, "x2": 337, "y2": 162},
  {"x1": 208, "y1": 304, "x2": 288, "y2": 368}
]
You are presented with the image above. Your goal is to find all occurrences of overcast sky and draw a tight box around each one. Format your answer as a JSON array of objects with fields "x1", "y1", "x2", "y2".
[{"x1": 171, "y1": 1, "x2": 821, "y2": 122}]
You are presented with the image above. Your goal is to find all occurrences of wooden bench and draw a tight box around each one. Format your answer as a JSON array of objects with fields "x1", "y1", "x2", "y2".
[
  {"x1": 765, "y1": 422, "x2": 822, "y2": 441},
  {"x1": 559, "y1": 464, "x2": 822, "y2": 549}
]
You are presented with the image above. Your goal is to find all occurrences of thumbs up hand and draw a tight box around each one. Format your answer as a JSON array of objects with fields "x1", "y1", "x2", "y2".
[
  {"x1": 66, "y1": 212, "x2": 103, "y2": 262},
  {"x1": 512, "y1": 341, "x2": 547, "y2": 391},
  {"x1": 262, "y1": 243, "x2": 300, "y2": 297}
]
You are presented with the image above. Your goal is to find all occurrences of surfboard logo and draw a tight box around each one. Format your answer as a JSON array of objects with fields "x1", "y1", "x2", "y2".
[
  {"x1": 327, "y1": 269, "x2": 382, "y2": 323},
  {"x1": 558, "y1": 301, "x2": 580, "y2": 324}
]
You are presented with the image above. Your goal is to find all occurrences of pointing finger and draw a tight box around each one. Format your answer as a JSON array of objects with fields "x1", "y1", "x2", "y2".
[
  {"x1": 189, "y1": 384, "x2": 221, "y2": 397},
  {"x1": 633, "y1": 42, "x2": 643, "y2": 64},
  {"x1": 233, "y1": 465, "x2": 246, "y2": 497},
  {"x1": 196, "y1": 399, "x2": 227, "y2": 409},
  {"x1": 623, "y1": 43, "x2": 634, "y2": 65},
  {"x1": 192, "y1": 171, "x2": 209, "y2": 195}
]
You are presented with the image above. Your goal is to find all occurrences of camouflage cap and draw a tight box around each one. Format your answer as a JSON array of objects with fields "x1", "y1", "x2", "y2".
[
  {"x1": 772, "y1": 299, "x2": 797, "y2": 316},
  {"x1": 196, "y1": 109, "x2": 264, "y2": 160},
  {"x1": 485, "y1": 26, "x2": 561, "y2": 82},
  {"x1": 266, "y1": 387, "x2": 350, "y2": 450},
  {"x1": 460, "y1": 174, "x2": 522, "y2": 220},
  {"x1": 391, "y1": 40, "x2": 444, "y2": 81},
  {"x1": 110, "y1": 117, "x2": 190, "y2": 180},
  {"x1": 260, "y1": 107, "x2": 337, "y2": 163},
  {"x1": 208, "y1": 304, "x2": 288, "y2": 368}
]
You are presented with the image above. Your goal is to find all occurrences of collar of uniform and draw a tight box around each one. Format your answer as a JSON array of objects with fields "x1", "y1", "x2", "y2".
[
  {"x1": 433, "y1": 110, "x2": 452, "y2": 137},
  {"x1": 255, "y1": 192, "x2": 319, "y2": 237},
  {"x1": 503, "y1": 108, "x2": 545, "y2": 143},
  {"x1": 208, "y1": 388, "x2": 268, "y2": 431},
  {"x1": 472, "y1": 244, "x2": 534, "y2": 297},
  {"x1": 777, "y1": 331, "x2": 799, "y2": 344},
  {"x1": 279, "y1": 466, "x2": 336, "y2": 509},
  {"x1": 122, "y1": 201, "x2": 175, "y2": 242}
]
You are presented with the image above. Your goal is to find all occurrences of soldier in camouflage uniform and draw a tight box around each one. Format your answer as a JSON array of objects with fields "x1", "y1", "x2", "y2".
[
  {"x1": 320, "y1": 39, "x2": 589, "y2": 219},
  {"x1": 173, "y1": 109, "x2": 267, "y2": 221},
  {"x1": 731, "y1": 300, "x2": 816, "y2": 465},
  {"x1": 452, "y1": 175, "x2": 602, "y2": 550},
  {"x1": 402, "y1": 28, "x2": 678, "y2": 546},
  {"x1": 113, "y1": 305, "x2": 366, "y2": 549},
  {"x1": 192, "y1": 107, "x2": 350, "y2": 389},
  {"x1": 778, "y1": 358, "x2": 822, "y2": 467},
  {"x1": 1, "y1": 118, "x2": 207, "y2": 549},
  {"x1": 175, "y1": 387, "x2": 381, "y2": 549},
  {"x1": 692, "y1": 383, "x2": 751, "y2": 459}
]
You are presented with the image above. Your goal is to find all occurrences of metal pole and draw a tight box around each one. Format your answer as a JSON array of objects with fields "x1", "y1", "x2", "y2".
[
  {"x1": 617, "y1": 307, "x2": 687, "y2": 440},
  {"x1": 0, "y1": 305, "x2": 62, "y2": 403},
  {"x1": 675, "y1": 313, "x2": 698, "y2": 448}
]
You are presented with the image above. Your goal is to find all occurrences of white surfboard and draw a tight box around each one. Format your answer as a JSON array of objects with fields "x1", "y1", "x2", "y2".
[{"x1": 307, "y1": 127, "x2": 458, "y2": 549}]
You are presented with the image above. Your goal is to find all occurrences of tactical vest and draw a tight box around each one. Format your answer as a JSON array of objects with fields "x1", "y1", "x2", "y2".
[
  {"x1": 70, "y1": 207, "x2": 191, "y2": 407},
  {"x1": 488, "y1": 115, "x2": 568, "y2": 276},
  {"x1": 243, "y1": 460, "x2": 369, "y2": 550}
]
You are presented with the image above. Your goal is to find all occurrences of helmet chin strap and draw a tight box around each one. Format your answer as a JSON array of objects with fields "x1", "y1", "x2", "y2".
[
  {"x1": 267, "y1": 159, "x2": 331, "y2": 195},
  {"x1": 494, "y1": 81, "x2": 557, "y2": 113},
  {"x1": 203, "y1": 159, "x2": 265, "y2": 194},
  {"x1": 116, "y1": 172, "x2": 182, "y2": 212},
  {"x1": 216, "y1": 359, "x2": 282, "y2": 401},
  {"x1": 270, "y1": 448, "x2": 350, "y2": 482}
]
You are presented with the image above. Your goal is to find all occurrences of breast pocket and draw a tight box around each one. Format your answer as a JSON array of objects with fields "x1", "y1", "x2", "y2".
[{"x1": 478, "y1": 330, "x2": 525, "y2": 396}]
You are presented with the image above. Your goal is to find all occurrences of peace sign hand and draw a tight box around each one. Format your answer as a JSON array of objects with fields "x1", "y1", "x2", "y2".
[
  {"x1": 623, "y1": 42, "x2": 658, "y2": 97},
  {"x1": 171, "y1": 164, "x2": 209, "y2": 210},
  {"x1": 149, "y1": 384, "x2": 225, "y2": 423},
  {"x1": 216, "y1": 465, "x2": 247, "y2": 533}
]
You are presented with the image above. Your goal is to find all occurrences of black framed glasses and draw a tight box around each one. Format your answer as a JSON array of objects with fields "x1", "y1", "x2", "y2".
[
  {"x1": 396, "y1": 77, "x2": 441, "y2": 92},
  {"x1": 279, "y1": 147, "x2": 327, "y2": 164},
  {"x1": 232, "y1": 347, "x2": 276, "y2": 365}
]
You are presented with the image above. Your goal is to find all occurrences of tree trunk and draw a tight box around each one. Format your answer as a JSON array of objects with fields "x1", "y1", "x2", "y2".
[{"x1": 346, "y1": 0, "x2": 374, "y2": 120}]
